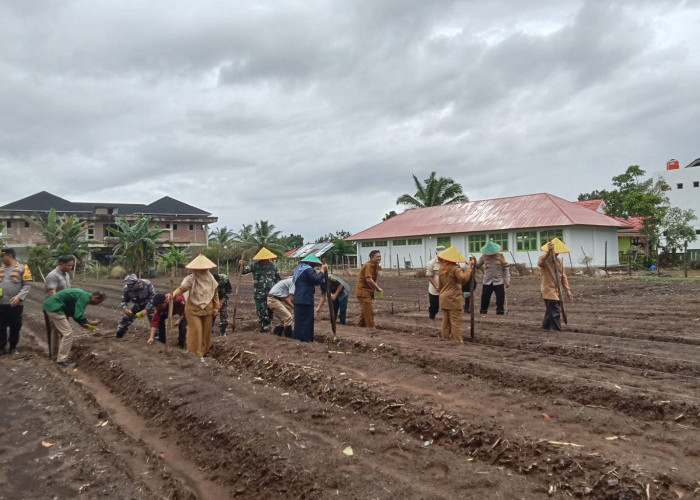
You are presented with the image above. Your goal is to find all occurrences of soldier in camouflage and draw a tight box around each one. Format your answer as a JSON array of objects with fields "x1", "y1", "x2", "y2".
[
  {"x1": 116, "y1": 274, "x2": 156, "y2": 338},
  {"x1": 212, "y1": 272, "x2": 232, "y2": 336},
  {"x1": 240, "y1": 247, "x2": 281, "y2": 333}
]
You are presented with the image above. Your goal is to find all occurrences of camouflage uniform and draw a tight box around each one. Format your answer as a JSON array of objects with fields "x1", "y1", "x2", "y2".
[
  {"x1": 242, "y1": 261, "x2": 281, "y2": 332},
  {"x1": 213, "y1": 274, "x2": 232, "y2": 336},
  {"x1": 117, "y1": 279, "x2": 156, "y2": 337}
]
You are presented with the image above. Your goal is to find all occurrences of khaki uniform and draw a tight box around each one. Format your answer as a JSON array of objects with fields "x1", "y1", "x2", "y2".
[
  {"x1": 355, "y1": 261, "x2": 378, "y2": 328},
  {"x1": 438, "y1": 262, "x2": 473, "y2": 342}
]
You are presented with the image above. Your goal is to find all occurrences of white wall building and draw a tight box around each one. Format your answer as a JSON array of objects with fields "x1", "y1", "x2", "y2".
[
  {"x1": 348, "y1": 193, "x2": 631, "y2": 269},
  {"x1": 653, "y1": 158, "x2": 700, "y2": 259}
]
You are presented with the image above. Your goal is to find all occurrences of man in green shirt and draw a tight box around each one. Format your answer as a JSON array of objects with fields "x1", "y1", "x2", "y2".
[{"x1": 43, "y1": 288, "x2": 106, "y2": 367}]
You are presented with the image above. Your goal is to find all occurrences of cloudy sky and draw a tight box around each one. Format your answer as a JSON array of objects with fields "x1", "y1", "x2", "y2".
[{"x1": 1, "y1": 0, "x2": 698, "y2": 241}]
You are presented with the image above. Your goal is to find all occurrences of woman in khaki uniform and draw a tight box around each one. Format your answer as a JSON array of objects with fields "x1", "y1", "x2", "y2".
[
  {"x1": 172, "y1": 254, "x2": 220, "y2": 360},
  {"x1": 438, "y1": 247, "x2": 475, "y2": 343}
]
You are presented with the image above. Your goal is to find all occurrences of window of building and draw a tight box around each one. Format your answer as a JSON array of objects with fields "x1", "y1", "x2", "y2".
[
  {"x1": 407, "y1": 238, "x2": 422, "y2": 245},
  {"x1": 469, "y1": 234, "x2": 487, "y2": 253},
  {"x1": 374, "y1": 240, "x2": 388, "y2": 247},
  {"x1": 24, "y1": 221, "x2": 30, "y2": 228},
  {"x1": 392, "y1": 239, "x2": 406, "y2": 246},
  {"x1": 677, "y1": 183, "x2": 684, "y2": 189},
  {"x1": 188, "y1": 224, "x2": 194, "y2": 231},
  {"x1": 488, "y1": 232, "x2": 509, "y2": 252},
  {"x1": 6, "y1": 220, "x2": 11, "y2": 228},
  {"x1": 172, "y1": 223, "x2": 178, "y2": 230},
  {"x1": 361, "y1": 241, "x2": 374, "y2": 247},
  {"x1": 165, "y1": 223, "x2": 170, "y2": 229},
  {"x1": 539, "y1": 229, "x2": 563, "y2": 245},
  {"x1": 516, "y1": 231, "x2": 538, "y2": 251},
  {"x1": 437, "y1": 236, "x2": 451, "y2": 247},
  {"x1": 87, "y1": 224, "x2": 95, "y2": 240},
  {"x1": 694, "y1": 181, "x2": 699, "y2": 188}
]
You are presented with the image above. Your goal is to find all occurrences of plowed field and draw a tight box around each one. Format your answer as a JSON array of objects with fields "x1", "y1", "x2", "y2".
[{"x1": 2, "y1": 271, "x2": 699, "y2": 499}]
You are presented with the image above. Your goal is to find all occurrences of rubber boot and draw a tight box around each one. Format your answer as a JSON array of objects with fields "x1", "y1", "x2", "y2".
[
  {"x1": 283, "y1": 325, "x2": 293, "y2": 338},
  {"x1": 273, "y1": 325, "x2": 284, "y2": 336}
]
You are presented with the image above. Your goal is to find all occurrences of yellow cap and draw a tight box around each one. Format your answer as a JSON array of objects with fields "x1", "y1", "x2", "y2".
[
  {"x1": 253, "y1": 247, "x2": 277, "y2": 261},
  {"x1": 185, "y1": 253, "x2": 217, "y2": 269},
  {"x1": 437, "y1": 246, "x2": 466, "y2": 263},
  {"x1": 541, "y1": 237, "x2": 570, "y2": 254}
]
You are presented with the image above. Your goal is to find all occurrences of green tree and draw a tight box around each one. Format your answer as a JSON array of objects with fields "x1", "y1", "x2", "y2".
[
  {"x1": 26, "y1": 245, "x2": 53, "y2": 280},
  {"x1": 30, "y1": 208, "x2": 90, "y2": 267},
  {"x1": 107, "y1": 216, "x2": 169, "y2": 277},
  {"x1": 0, "y1": 221, "x2": 10, "y2": 247},
  {"x1": 396, "y1": 172, "x2": 469, "y2": 209},
  {"x1": 207, "y1": 226, "x2": 236, "y2": 267},
  {"x1": 383, "y1": 210, "x2": 398, "y2": 221},
  {"x1": 158, "y1": 244, "x2": 191, "y2": 273},
  {"x1": 577, "y1": 190, "x2": 609, "y2": 202},
  {"x1": 280, "y1": 233, "x2": 304, "y2": 251},
  {"x1": 314, "y1": 230, "x2": 356, "y2": 265},
  {"x1": 660, "y1": 207, "x2": 697, "y2": 256},
  {"x1": 236, "y1": 220, "x2": 285, "y2": 256}
]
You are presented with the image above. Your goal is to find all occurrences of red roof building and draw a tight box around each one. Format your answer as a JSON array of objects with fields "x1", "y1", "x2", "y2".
[{"x1": 348, "y1": 193, "x2": 631, "y2": 268}]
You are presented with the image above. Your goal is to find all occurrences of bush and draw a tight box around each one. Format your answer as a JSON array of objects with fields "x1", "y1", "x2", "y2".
[{"x1": 110, "y1": 265, "x2": 126, "y2": 278}]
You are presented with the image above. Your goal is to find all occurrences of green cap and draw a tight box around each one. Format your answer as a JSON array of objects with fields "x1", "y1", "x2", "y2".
[
  {"x1": 481, "y1": 241, "x2": 501, "y2": 255},
  {"x1": 300, "y1": 253, "x2": 322, "y2": 265}
]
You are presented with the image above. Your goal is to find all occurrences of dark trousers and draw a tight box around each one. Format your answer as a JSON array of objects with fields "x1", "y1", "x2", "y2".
[
  {"x1": 428, "y1": 293, "x2": 440, "y2": 319},
  {"x1": 157, "y1": 315, "x2": 187, "y2": 348},
  {"x1": 117, "y1": 301, "x2": 152, "y2": 337},
  {"x1": 480, "y1": 283, "x2": 505, "y2": 315},
  {"x1": 333, "y1": 292, "x2": 349, "y2": 325},
  {"x1": 0, "y1": 304, "x2": 23, "y2": 351},
  {"x1": 293, "y1": 304, "x2": 315, "y2": 343},
  {"x1": 542, "y1": 299, "x2": 562, "y2": 331}
]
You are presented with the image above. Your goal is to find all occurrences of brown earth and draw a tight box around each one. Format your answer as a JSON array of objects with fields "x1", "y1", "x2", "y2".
[{"x1": 1, "y1": 269, "x2": 699, "y2": 499}]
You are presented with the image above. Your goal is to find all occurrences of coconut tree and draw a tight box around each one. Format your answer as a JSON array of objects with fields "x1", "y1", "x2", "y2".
[
  {"x1": 206, "y1": 226, "x2": 236, "y2": 267},
  {"x1": 107, "y1": 216, "x2": 169, "y2": 277},
  {"x1": 396, "y1": 172, "x2": 469, "y2": 209}
]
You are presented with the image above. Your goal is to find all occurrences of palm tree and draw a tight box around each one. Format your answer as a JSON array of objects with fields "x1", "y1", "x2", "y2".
[
  {"x1": 233, "y1": 220, "x2": 285, "y2": 256},
  {"x1": 107, "y1": 216, "x2": 169, "y2": 276},
  {"x1": 206, "y1": 226, "x2": 236, "y2": 267},
  {"x1": 396, "y1": 172, "x2": 469, "y2": 209}
]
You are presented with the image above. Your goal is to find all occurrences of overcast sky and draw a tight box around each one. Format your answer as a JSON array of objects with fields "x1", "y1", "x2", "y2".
[{"x1": 1, "y1": 1, "x2": 698, "y2": 242}]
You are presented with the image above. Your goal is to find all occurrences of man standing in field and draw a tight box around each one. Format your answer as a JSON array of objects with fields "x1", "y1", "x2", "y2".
[
  {"x1": 44, "y1": 255, "x2": 74, "y2": 359},
  {"x1": 355, "y1": 250, "x2": 382, "y2": 328},
  {"x1": 425, "y1": 245, "x2": 445, "y2": 320},
  {"x1": 0, "y1": 248, "x2": 33, "y2": 356},
  {"x1": 475, "y1": 241, "x2": 510, "y2": 315},
  {"x1": 241, "y1": 247, "x2": 281, "y2": 333},
  {"x1": 43, "y1": 289, "x2": 105, "y2": 367},
  {"x1": 212, "y1": 273, "x2": 232, "y2": 336},
  {"x1": 538, "y1": 238, "x2": 573, "y2": 331},
  {"x1": 267, "y1": 277, "x2": 295, "y2": 337}
]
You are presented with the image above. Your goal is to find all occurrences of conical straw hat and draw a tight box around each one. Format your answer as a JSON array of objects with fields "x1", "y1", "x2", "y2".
[
  {"x1": 186, "y1": 253, "x2": 217, "y2": 269},
  {"x1": 541, "y1": 237, "x2": 570, "y2": 254},
  {"x1": 481, "y1": 241, "x2": 501, "y2": 255},
  {"x1": 300, "y1": 253, "x2": 322, "y2": 265},
  {"x1": 437, "y1": 246, "x2": 466, "y2": 263},
  {"x1": 253, "y1": 247, "x2": 278, "y2": 261}
]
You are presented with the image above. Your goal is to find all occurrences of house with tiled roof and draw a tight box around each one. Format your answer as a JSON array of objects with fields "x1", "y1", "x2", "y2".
[
  {"x1": 347, "y1": 193, "x2": 632, "y2": 268},
  {"x1": 0, "y1": 191, "x2": 217, "y2": 261}
]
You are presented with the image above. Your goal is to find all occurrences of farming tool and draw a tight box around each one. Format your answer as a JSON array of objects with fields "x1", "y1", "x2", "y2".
[
  {"x1": 550, "y1": 249, "x2": 568, "y2": 325},
  {"x1": 44, "y1": 312, "x2": 53, "y2": 359},
  {"x1": 231, "y1": 251, "x2": 246, "y2": 333},
  {"x1": 323, "y1": 263, "x2": 337, "y2": 335},
  {"x1": 469, "y1": 275, "x2": 475, "y2": 339},
  {"x1": 166, "y1": 265, "x2": 175, "y2": 353}
]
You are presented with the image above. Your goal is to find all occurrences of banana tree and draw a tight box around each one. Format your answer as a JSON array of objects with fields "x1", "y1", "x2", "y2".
[{"x1": 107, "y1": 216, "x2": 169, "y2": 277}]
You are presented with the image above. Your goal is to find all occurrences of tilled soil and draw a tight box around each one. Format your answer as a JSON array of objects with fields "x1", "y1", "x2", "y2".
[{"x1": 1, "y1": 271, "x2": 698, "y2": 499}]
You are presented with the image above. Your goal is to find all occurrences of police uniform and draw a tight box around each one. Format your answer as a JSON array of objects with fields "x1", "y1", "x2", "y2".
[{"x1": 0, "y1": 260, "x2": 33, "y2": 354}]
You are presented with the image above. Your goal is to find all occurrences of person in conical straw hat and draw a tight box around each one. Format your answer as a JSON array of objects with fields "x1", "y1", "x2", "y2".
[
  {"x1": 537, "y1": 238, "x2": 573, "y2": 332},
  {"x1": 292, "y1": 253, "x2": 328, "y2": 343},
  {"x1": 437, "y1": 246, "x2": 475, "y2": 343},
  {"x1": 240, "y1": 247, "x2": 281, "y2": 333},
  {"x1": 425, "y1": 245, "x2": 446, "y2": 320},
  {"x1": 171, "y1": 253, "x2": 220, "y2": 360},
  {"x1": 475, "y1": 240, "x2": 510, "y2": 316}
]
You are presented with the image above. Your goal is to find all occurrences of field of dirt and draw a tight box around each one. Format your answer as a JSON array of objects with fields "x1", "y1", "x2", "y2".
[{"x1": 1, "y1": 268, "x2": 699, "y2": 499}]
